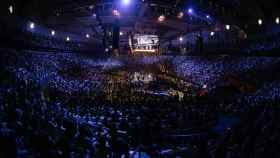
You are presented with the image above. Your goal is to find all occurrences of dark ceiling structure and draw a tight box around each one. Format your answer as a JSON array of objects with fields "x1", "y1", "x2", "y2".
[{"x1": 1, "y1": 0, "x2": 280, "y2": 40}]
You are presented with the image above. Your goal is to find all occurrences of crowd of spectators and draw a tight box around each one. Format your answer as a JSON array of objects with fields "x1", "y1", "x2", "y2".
[
  {"x1": 244, "y1": 32, "x2": 280, "y2": 53},
  {"x1": 4, "y1": 50, "x2": 122, "y2": 95},
  {"x1": 173, "y1": 56, "x2": 279, "y2": 88},
  {"x1": 1, "y1": 50, "x2": 280, "y2": 158}
]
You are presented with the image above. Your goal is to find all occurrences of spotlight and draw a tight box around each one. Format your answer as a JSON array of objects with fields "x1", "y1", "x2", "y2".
[
  {"x1": 89, "y1": 5, "x2": 94, "y2": 10},
  {"x1": 9, "y1": 5, "x2": 13, "y2": 14},
  {"x1": 179, "y1": 37, "x2": 183, "y2": 42},
  {"x1": 113, "y1": 9, "x2": 120, "y2": 17},
  {"x1": 122, "y1": 0, "x2": 131, "y2": 6},
  {"x1": 177, "y1": 12, "x2": 184, "y2": 19},
  {"x1": 210, "y1": 31, "x2": 215, "y2": 36},
  {"x1": 158, "y1": 15, "x2": 165, "y2": 22},
  {"x1": 258, "y1": 19, "x2": 263, "y2": 25},
  {"x1": 225, "y1": 25, "x2": 230, "y2": 30},
  {"x1": 206, "y1": 15, "x2": 210, "y2": 19},
  {"x1": 66, "y1": 37, "x2": 70, "y2": 41},
  {"x1": 276, "y1": 17, "x2": 279, "y2": 24},
  {"x1": 86, "y1": 34, "x2": 90, "y2": 38},
  {"x1": 203, "y1": 84, "x2": 207, "y2": 89},
  {"x1": 29, "y1": 22, "x2": 35, "y2": 29},
  {"x1": 120, "y1": 32, "x2": 124, "y2": 36},
  {"x1": 188, "y1": 8, "x2": 193, "y2": 14},
  {"x1": 51, "y1": 30, "x2": 55, "y2": 36}
]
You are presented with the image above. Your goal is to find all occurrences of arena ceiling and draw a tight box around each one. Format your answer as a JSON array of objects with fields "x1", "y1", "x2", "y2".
[{"x1": 1, "y1": 0, "x2": 280, "y2": 38}]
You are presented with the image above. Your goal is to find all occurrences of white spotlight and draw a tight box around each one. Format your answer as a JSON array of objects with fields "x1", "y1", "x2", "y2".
[
  {"x1": 210, "y1": 31, "x2": 215, "y2": 36},
  {"x1": 120, "y1": 32, "x2": 124, "y2": 36},
  {"x1": 51, "y1": 30, "x2": 55, "y2": 36},
  {"x1": 177, "y1": 12, "x2": 184, "y2": 19},
  {"x1": 66, "y1": 37, "x2": 70, "y2": 41},
  {"x1": 258, "y1": 19, "x2": 263, "y2": 25},
  {"x1": 122, "y1": 0, "x2": 131, "y2": 6},
  {"x1": 179, "y1": 37, "x2": 183, "y2": 42},
  {"x1": 225, "y1": 25, "x2": 230, "y2": 30},
  {"x1": 9, "y1": 5, "x2": 13, "y2": 14},
  {"x1": 158, "y1": 15, "x2": 165, "y2": 22},
  {"x1": 29, "y1": 22, "x2": 35, "y2": 29},
  {"x1": 86, "y1": 34, "x2": 90, "y2": 38},
  {"x1": 276, "y1": 17, "x2": 279, "y2": 24}
]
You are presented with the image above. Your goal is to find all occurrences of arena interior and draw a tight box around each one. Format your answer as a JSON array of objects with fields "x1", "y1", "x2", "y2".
[{"x1": 1, "y1": 0, "x2": 280, "y2": 158}]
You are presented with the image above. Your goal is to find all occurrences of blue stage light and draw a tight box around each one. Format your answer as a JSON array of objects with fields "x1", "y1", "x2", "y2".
[{"x1": 188, "y1": 8, "x2": 193, "y2": 14}]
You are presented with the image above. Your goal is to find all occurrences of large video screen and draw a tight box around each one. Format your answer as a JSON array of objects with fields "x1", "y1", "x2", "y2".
[
  {"x1": 130, "y1": 34, "x2": 159, "y2": 53},
  {"x1": 133, "y1": 34, "x2": 159, "y2": 47}
]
